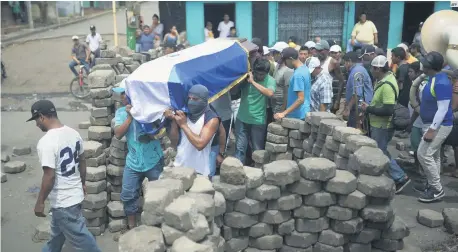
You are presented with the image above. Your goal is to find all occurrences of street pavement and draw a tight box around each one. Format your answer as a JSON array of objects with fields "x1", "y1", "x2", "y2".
[
  {"x1": 1, "y1": 1, "x2": 159, "y2": 95},
  {"x1": 3, "y1": 1, "x2": 159, "y2": 44},
  {"x1": 1, "y1": 111, "x2": 117, "y2": 252},
  {"x1": 1, "y1": 109, "x2": 458, "y2": 251}
]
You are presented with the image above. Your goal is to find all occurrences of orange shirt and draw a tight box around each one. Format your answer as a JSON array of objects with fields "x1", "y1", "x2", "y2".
[{"x1": 391, "y1": 54, "x2": 418, "y2": 74}]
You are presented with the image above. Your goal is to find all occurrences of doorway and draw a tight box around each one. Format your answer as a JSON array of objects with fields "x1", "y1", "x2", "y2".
[
  {"x1": 204, "y1": 3, "x2": 235, "y2": 38},
  {"x1": 402, "y1": 1, "x2": 434, "y2": 44}
]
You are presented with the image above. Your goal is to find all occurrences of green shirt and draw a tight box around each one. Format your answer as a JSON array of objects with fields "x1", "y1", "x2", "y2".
[
  {"x1": 237, "y1": 75, "x2": 276, "y2": 125},
  {"x1": 369, "y1": 72, "x2": 399, "y2": 129}
]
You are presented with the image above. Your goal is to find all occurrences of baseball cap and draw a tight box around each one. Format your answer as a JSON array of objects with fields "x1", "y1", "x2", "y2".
[
  {"x1": 315, "y1": 40, "x2": 330, "y2": 51},
  {"x1": 397, "y1": 43, "x2": 408, "y2": 52},
  {"x1": 359, "y1": 45, "x2": 376, "y2": 58},
  {"x1": 252, "y1": 38, "x2": 263, "y2": 51},
  {"x1": 269, "y1": 42, "x2": 289, "y2": 52},
  {"x1": 330, "y1": 45, "x2": 342, "y2": 53},
  {"x1": 90, "y1": 25, "x2": 96, "y2": 30},
  {"x1": 420, "y1": 51, "x2": 444, "y2": 71},
  {"x1": 371, "y1": 55, "x2": 389, "y2": 68},
  {"x1": 281, "y1": 47, "x2": 299, "y2": 60},
  {"x1": 263, "y1": 46, "x2": 270, "y2": 56},
  {"x1": 113, "y1": 79, "x2": 126, "y2": 93},
  {"x1": 307, "y1": 57, "x2": 321, "y2": 73},
  {"x1": 375, "y1": 48, "x2": 385, "y2": 56},
  {"x1": 72, "y1": 35, "x2": 79, "y2": 40},
  {"x1": 304, "y1": 41, "x2": 316, "y2": 49},
  {"x1": 26, "y1": 100, "x2": 57, "y2": 122}
]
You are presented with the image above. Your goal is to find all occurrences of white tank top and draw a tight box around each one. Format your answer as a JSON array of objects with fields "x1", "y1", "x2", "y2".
[
  {"x1": 173, "y1": 115, "x2": 214, "y2": 176},
  {"x1": 322, "y1": 57, "x2": 332, "y2": 73}
]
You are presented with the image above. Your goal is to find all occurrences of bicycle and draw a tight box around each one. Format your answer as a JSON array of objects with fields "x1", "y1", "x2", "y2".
[{"x1": 69, "y1": 65, "x2": 91, "y2": 99}]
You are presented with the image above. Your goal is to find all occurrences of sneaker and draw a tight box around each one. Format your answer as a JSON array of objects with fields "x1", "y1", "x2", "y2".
[
  {"x1": 395, "y1": 178, "x2": 411, "y2": 194},
  {"x1": 418, "y1": 188, "x2": 445, "y2": 203},
  {"x1": 413, "y1": 182, "x2": 429, "y2": 193}
]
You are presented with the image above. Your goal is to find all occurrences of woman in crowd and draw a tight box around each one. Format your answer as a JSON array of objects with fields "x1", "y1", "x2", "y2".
[
  {"x1": 163, "y1": 26, "x2": 179, "y2": 46},
  {"x1": 151, "y1": 14, "x2": 164, "y2": 40}
]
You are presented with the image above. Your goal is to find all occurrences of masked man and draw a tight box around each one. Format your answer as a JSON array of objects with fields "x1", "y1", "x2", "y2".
[{"x1": 165, "y1": 85, "x2": 220, "y2": 176}]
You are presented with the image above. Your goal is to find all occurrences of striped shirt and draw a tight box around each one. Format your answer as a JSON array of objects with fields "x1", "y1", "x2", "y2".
[{"x1": 310, "y1": 71, "x2": 333, "y2": 112}]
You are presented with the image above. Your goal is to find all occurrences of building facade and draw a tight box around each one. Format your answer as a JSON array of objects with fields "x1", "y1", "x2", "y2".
[{"x1": 176, "y1": 1, "x2": 453, "y2": 50}]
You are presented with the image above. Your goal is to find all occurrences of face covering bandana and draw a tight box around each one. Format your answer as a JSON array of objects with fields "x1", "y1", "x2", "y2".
[{"x1": 187, "y1": 84, "x2": 209, "y2": 123}]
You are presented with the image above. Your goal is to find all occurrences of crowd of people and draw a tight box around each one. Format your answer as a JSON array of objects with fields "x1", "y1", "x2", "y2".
[{"x1": 32, "y1": 11, "x2": 458, "y2": 251}]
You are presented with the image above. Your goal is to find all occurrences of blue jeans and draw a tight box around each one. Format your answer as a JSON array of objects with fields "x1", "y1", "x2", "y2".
[
  {"x1": 69, "y1": 59, "x2": 90, "y2": 77},
  {"x1": 135, "y1": 43, "x2": 141, "y2": 53},
  {"x1": 209, "y1": 145, "x2": 219, "y2": 177},
  {"x1": 90, "y1": 49, "x2": 101, "y2": 68},
  {"x1": 42, "y1": 204, "x2": 101, "y2": 252},
  {"x1": 346, "y1": 39, "x2": 367, "y2": 52},
  {"x1": 121, "y1": 159, "x2": 164, "y2": 216},
  {"x1": 235, "y1": 118, "x2": 266, "y2": 165},
  {"x1": 370, "y1": 127, "x2": 406, "y2": 182}
]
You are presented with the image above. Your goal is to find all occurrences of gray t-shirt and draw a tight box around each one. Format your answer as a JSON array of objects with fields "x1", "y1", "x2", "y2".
[
  {"x1": 271, "y1": 64, "x2": 294, "y2": 113},
  {"x1": 210, "y1": 92, "x2": 232, "y2": 121},
  {"x1": 71, "y1": 43, "x2": 88, "y2": 60}
]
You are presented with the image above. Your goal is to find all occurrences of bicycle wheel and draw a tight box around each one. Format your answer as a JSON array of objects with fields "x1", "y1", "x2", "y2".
[{"x1": 70, "y1": 76, "x2": 91, "y2": 99}]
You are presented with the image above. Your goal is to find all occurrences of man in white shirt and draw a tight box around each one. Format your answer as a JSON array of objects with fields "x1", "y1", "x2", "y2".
[
  {"x1": 28, "y1": 100, "x2": 101, "y2": 252},
  {"x1": 86, "y1": 25, "x2": 103, "y2": 68},
  {"x1": 218, "y1": 14, "x2": 234, "y2": 38}
]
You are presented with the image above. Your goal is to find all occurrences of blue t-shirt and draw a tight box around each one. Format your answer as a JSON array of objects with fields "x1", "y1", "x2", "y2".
[
  {"x1": 287, "y1": 65, "x2": 311, "y2": 119},
  {"x1": 139, "y1": 33, "x2": 155, "y2": 52},
  {"x1": 420, "y1": 72, "x2": 453, "y2": 126},
  {"x1": 115, "y1": 106, "x2": 163, "y2": 172},
  {"x1": 346, "y1": 64, "x2": 373, "y2": 106}
]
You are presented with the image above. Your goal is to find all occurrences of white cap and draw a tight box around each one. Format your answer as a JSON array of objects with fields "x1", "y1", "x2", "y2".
[
  {"x1": 397, "y1": 43, "x2": 408, "y2": 52},
  {"x1": 263, "y1": 46, "x2": 270, "y2": 55},
  {"x1": 307, "y1": 57, "x2": 321, "y2": 73},
  {"x1": 269, "y1": 41, "x2": 289, "y2": 53},
  {"x1": 330, "y1": 45, "x2": 342, "y2": 53},
  {"x1": 371, "y1": 55, "x2": 389, "y2": 68},
  {"x1": 304, "y1": 41, "x2": 316, "y2": 49},
  {"x1": 72, "y1": 35, "x2": 79, "y2": 40}
]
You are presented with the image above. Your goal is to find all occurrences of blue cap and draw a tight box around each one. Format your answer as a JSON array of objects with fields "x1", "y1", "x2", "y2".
[{"x1": 112, "y1": 80, "x2": 126, "y2": 93}]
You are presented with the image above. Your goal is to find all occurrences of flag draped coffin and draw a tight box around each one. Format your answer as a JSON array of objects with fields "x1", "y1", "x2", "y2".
[{"x1": 125, "y1": 39, "x2": 249, "y2": 134}]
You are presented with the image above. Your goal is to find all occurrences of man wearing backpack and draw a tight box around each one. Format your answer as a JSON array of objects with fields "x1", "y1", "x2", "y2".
[
  {"x1": 414, "y1": 52, "x2": 453, "y2": 203},
  {"x1": 361, "y1": 55, "x2": 411, "y2": 194}
]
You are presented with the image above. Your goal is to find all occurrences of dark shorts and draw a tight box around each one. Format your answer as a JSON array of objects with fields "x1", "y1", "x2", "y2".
[{"x1": 444, "y1": 124, "x2": 458, "y2": 147}]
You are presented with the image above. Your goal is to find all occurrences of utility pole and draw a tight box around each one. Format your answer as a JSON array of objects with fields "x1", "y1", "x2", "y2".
[
  {"x1": 112, "y1": 1, "x2": 118, "y2": 46},
  {"x1": 55, "y1": 2, "x2": 60, "y2": 25},
  {"x1": 26, "y1": 1, "x2": 34, "y2": 29}
]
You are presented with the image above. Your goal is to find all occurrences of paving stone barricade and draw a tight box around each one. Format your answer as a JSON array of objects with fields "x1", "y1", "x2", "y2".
[
  {"x1": 83, "y1": 63, "x2": 411, "y2": 251},
  {"x1": 233, "y1": 112, "x2": 409, "y2": 252},
  {"x1": 82, "y1": 50, "x2": 129, "y2": 236}
]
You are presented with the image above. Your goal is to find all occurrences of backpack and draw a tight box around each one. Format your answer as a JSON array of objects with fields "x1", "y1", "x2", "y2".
[{"x1": 374, "y1": 81, "x2": 410, "y2": 130}]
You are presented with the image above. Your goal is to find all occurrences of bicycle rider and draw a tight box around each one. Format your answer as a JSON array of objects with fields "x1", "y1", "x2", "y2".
[
  {"x1": 86, "y1": 25, "x2": 103, "y2": 68},
  {"x1": 69, "y1": 35, "x2": 90, "y2": 77}
]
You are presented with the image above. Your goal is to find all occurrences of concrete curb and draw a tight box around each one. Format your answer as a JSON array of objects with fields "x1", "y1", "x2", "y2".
[{"x1": 2, "y1": 7, "x2": 125, "y2": 46}]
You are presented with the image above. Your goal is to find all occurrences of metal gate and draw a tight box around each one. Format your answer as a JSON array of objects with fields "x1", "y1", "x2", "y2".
[{"x1": 277, "y1": 2, "x2": 345, "y2": 45}]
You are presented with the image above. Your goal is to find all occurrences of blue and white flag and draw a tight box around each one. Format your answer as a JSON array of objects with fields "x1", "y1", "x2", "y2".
[{"x1": 125, "y1": 39, "x2": 249, "y2": 134}]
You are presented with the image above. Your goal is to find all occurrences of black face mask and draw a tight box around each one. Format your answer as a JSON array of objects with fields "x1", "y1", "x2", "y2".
[{"x1": 254, "y1": 72, "x2": 267, "y2": 82}]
